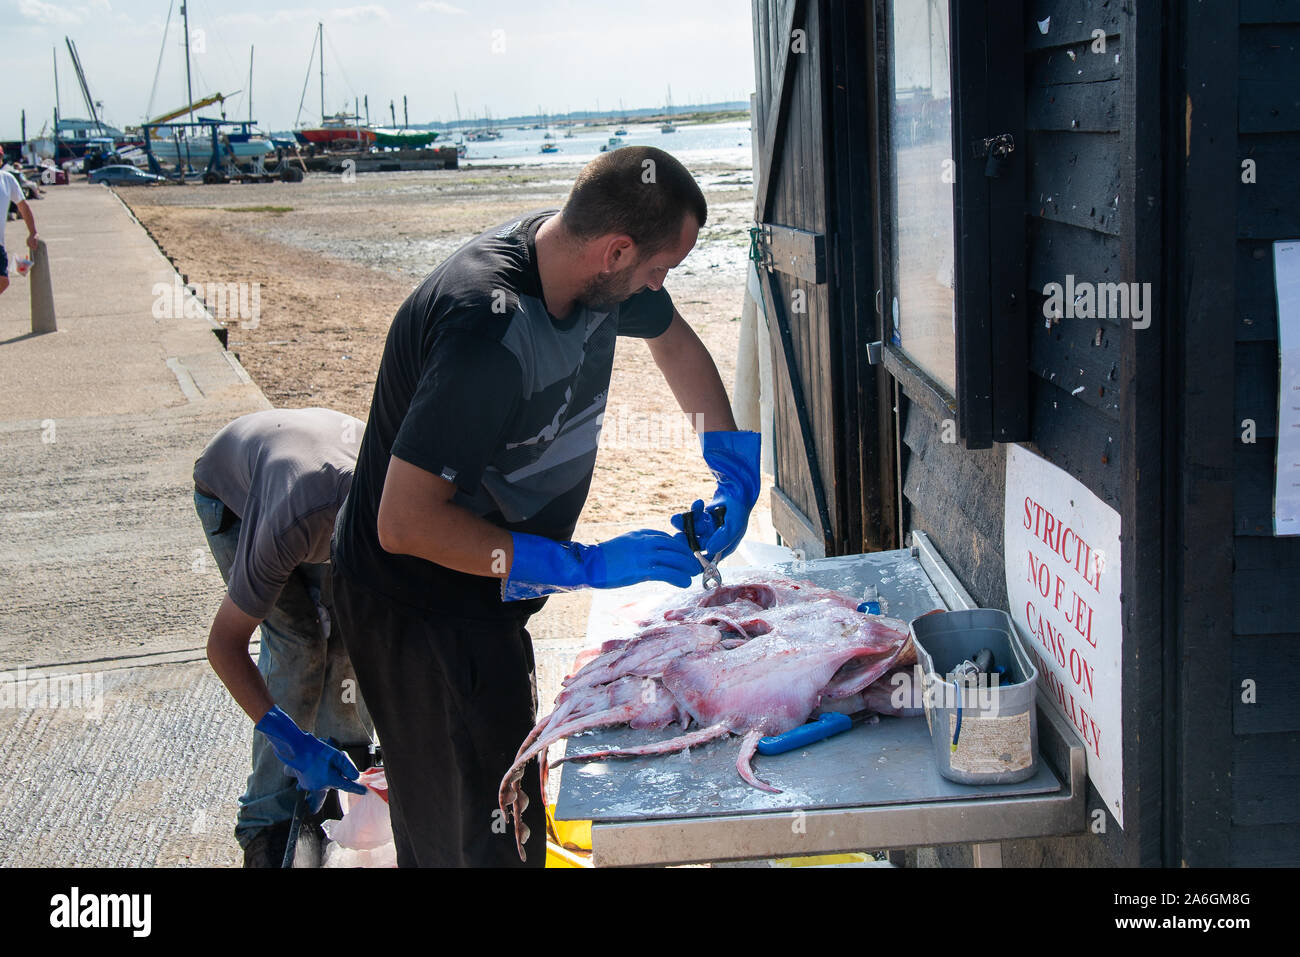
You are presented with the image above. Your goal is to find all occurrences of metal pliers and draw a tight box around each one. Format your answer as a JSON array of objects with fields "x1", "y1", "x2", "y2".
[{"x1": 678, "y1": 504, "x2": 726, "y2": 590}]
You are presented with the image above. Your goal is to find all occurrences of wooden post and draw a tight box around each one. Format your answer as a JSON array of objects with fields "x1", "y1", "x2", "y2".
[{"x1": 30, "y1": 239, "x2": 57, "y2": 334}]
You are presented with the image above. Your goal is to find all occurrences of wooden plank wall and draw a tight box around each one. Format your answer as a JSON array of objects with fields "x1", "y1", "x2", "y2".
[
  {"x1": 902, "y1": 8, "x2": 1125, "y2": 623},
  {"x1": 1229, "y1": 1, "x2": 1300, "y2": 866},
  {"x1": 752, "y1": 0, "x2": 843, "y2": 550},
  {"x1": 1022, "y1": 1, "x2": 1126, "y2": 510},
  {"x1": 899, "y1": 0, "x2": 1131, "y2": 866}
]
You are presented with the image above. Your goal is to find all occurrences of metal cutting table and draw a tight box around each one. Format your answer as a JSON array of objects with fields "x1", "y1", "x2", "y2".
[{"x1": 553, "y1": 532, "x2": 1087, "y2": 866}]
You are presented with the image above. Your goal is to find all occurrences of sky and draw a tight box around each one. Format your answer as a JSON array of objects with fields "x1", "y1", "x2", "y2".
[{"x1": 6, "y1": 0, "x2": 757, "y2": 138}]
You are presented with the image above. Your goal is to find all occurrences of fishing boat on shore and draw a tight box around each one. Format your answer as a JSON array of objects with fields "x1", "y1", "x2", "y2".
[
  {"x1": 293, "y1": 23, "x2": 375, "y2": 150},
  {"x1": 136, "y1": 8, "x2": 275, "y2": 172},
  {"x1": 372, "y1": 127, "x2": 438, "y2": 148},
  {"x1": 147, "y1": 124, "x2": 274, "y2": 163},
  {"x1": 295, "y1": 112, "x2": 376, "y2": 149},
  {"x1": 44, "y1": 38, "x2": 139, "y2": 160}
]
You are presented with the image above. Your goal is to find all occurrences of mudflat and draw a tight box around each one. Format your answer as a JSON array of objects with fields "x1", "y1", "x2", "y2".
[{"x1": 120, "y1": 162, "x2": 767, "y2": 640}]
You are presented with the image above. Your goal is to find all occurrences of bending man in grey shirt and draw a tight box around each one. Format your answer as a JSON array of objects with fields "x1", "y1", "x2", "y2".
[{"x1": 193, "y1": 407, "x2": 374, "y2": 867}]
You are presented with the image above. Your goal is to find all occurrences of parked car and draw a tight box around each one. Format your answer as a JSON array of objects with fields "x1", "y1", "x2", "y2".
[{"x1": 87, "y1": 165, "x2": 166, "y2": 186}]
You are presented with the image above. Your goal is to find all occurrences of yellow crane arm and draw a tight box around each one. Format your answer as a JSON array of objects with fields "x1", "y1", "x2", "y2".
[{"x1": 147, "y1": 92, "x2": 228, "y2": 126}]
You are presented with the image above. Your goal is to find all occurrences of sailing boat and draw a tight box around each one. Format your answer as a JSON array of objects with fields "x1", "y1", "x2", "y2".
[
  {"x1": 294, "y1": 23, "x2": 375, "y2": 149},
  {"x1": 369, "y1": 96, "x2": 437, "y2": 147},
  {"x1": 222, "y1": 46, "x2": 275, "y2": 159},
  {"x1": 141, "y1": 10, "x2": 271, "y2": 166},
  {"x1": 660, "y1": 86, "x2": 677, "y2": 133}
]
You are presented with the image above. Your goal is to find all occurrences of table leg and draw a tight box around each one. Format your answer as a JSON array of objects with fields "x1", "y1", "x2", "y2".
[{"x1": 972, "y1": 842, "x2": 1003, "y2": 867}]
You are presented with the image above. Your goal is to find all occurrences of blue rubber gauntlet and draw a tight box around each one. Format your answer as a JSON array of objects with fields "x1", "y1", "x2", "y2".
[
  {"x1": 697, "y1": 430, "x2": 761, "y2": 562},
  {"x1": 255, "y1": 705, "x2": 367, "y2": 811},
  {"x1": 503, "y1": 529, "x2": 699, "y2": 601}
]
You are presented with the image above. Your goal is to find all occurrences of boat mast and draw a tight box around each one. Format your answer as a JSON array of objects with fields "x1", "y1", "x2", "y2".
[
  {"x1": 293, "y1": 26, "x2": 318, "y2": 128},
  {"x1": 318, "y1": 22, "x2": 324, "y2": 121},
  {"x1": 53, "y1": 47, "x2": 61, "y2": 135},
  {"x1": 181, "y1": 2, "x2": 195, "y2": 125},
  {"x1": 390, "y1": 99, "x2": 396, "y2": 126},
  {"x1": 403, "y1": 95, "x2": 409, "y2": 129},
  {"x1": 248, "y1": 46, "x2": 254, "y2": 123},
  {"x1": 65, "y1": 38, "x2": 104, "y2": 135}
]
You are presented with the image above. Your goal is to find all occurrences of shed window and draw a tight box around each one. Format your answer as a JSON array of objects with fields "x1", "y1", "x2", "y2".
[
  {"x1": 885, "y1": 0, "x2": 956, "y2": 395},
  {"x1": 874, "y1": 0, "x2": 1029, "y2": 448}
]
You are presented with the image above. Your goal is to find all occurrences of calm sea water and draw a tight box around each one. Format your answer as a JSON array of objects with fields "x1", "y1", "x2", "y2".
[{"x1": 457, "y1": 118, "x2": 753, "y2": 168}]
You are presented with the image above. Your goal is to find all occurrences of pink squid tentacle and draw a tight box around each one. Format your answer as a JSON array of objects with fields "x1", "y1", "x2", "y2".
[
  {"x1": 736, "y1": 728, "x2": 780, "y2": 793},
  {"x1": 511, "y1": 791, "x2": 530, "y2": 862},
  {"x1": 498, "y1": 704, "x2": 641, "y2": 827},
  {"x1": 552, "y1": 721, "x2": 733, "y2": 764},
  {"x1": 513, "y1": 696, "x2": 580, "y2": 765}
]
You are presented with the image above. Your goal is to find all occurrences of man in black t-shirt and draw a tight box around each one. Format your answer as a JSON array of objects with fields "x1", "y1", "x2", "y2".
[{"x1": 331, "y1": 147, "x2": 761, "y2": 866}]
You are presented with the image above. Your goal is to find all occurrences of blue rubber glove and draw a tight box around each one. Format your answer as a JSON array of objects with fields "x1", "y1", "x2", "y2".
[
  {"x1": 671, "y1": 498, "x2": 720, "y2": 551},
  {"x1": 694, "y1": 430, "x2": 761, "y2": 562},
  {"x1": 255, "y1": 705, "x2": 367, "y2": 813},
  {"x1": 503, "y1": 528, "x2": 700, "y2": 602}
]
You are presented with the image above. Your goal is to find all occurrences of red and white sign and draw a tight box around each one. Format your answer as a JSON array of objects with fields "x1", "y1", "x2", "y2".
[{"x1": 1004, "y1": 444, "x2": 1124, "y2": 827}]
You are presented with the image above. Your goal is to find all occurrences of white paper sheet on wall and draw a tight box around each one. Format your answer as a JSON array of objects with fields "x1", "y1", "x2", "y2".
[{"x1": 1274, "y1": 241, "x2": 1300, "y2": 536}]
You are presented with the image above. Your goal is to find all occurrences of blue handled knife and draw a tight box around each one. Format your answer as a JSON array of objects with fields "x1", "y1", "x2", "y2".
[{"x1": 757, "y1": 711, "x2": 866, "y2": 755}]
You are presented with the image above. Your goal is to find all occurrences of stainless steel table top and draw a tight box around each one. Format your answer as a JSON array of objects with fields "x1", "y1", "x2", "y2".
[{"x1": 555, "y1": 548, "x2": 1061, "y2": 825}]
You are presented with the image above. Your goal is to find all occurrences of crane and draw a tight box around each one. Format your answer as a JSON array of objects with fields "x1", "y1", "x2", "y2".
[{"x1": 147, "y1": 92, "x2": 229, "y2": 126}]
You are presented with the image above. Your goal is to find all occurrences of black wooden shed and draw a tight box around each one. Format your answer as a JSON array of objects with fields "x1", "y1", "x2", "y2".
[{"x1": 748, "y1": 0, "x2": 1299, "y2": 866}]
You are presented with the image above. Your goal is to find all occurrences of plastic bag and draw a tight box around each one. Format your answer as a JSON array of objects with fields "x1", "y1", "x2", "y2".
[{"x1": 321, "y1": 767, "x2": 397, "y2": 868}]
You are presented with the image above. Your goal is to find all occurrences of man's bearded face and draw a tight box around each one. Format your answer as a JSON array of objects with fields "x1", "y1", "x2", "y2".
[{"x1": 578, "y1": 256, "x2": 645, "y2": 311}]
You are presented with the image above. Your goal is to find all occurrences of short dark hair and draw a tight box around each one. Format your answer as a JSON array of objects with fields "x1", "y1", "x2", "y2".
[{"x1": 560, "y1": 146, "x2": 707, "y2": 256}]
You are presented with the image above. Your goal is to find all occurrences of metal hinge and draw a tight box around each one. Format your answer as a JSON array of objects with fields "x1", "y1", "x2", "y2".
[{"x1": 748, "y1": 224, "x2": 774, "y2": 272}]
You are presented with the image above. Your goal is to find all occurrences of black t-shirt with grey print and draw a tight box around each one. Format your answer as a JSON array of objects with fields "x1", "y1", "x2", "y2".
[{"x1": 333, "y1": 209, "x2": 675, "y2": 618}]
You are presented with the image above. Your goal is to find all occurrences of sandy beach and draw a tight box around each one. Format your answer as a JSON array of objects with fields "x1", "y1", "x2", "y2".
[{"x1": 118, "y1": 159, "x2": 766, "y2": 641}]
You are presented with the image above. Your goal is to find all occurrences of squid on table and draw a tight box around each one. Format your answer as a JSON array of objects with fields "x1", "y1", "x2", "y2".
[{"x1": 499, "y1": 576, "x2": 928, "y2": 861}]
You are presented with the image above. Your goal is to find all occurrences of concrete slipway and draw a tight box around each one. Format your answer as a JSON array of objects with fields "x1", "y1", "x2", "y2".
[
  {"x1": 0, "y1": 184, "x2": 602, "y2": 867},
  {"x1": 0, "y1": 184, "x2": 273, "y2": 866}
]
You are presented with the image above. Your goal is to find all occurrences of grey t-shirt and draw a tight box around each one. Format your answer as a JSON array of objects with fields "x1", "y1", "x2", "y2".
[{"x1": 194, "y1": 407, "x2": 363, "y2": 620}]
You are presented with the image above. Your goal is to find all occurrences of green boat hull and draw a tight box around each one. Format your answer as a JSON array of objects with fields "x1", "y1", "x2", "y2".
[{"x1": 372, "y1": 129, "x2": 438, "y2": 148}]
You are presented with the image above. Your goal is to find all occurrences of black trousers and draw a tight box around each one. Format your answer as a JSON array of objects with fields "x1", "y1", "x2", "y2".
[{"x1": 331, "y1": 567, "x2": 546, "y2": 867}]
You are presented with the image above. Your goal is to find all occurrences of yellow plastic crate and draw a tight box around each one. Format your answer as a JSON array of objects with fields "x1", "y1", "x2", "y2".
[
  {"x1": 545, "y1": 841, "x2": 593, "y2": 868},
  {"x1": 770, "y1": 852, "x2": 874, "y2": 867},
  {"x1": 545, "y1": 803, "x2": 591, "y2": 851}
]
